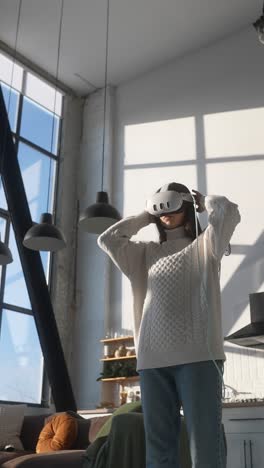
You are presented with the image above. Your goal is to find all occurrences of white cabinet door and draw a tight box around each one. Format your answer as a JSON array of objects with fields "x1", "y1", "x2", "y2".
[
  {"x1": 247, "y1": 434, "x2": 264, "y2": 468},
  {"x1": 226, "y1": 434, "x2": 247, "y2": 468},
  {"x1": 226, "y1": 433, "x2": 264, "y2": 468}
]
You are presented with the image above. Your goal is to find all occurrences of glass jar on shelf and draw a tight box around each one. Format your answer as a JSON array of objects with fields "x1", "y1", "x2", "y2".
[
  {"x1": 120, "y1": 387, "x2": 128, "y2": 406},
  {"x1": 103, "y1": 344, "x2": 111, "y2": 358},
  {"x1": 127, "y1": 384, "x2": 135, "y2": 403}
]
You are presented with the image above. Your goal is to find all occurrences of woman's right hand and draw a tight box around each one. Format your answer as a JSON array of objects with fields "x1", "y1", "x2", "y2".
[{"x1": 191, "y1": 189, "x2": 206, "y2": 213}]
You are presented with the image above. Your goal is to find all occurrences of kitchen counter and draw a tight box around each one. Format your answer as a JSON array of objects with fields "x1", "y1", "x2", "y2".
[{"x1": 222, "y1": 401, "x2": 264, "y2": 408}]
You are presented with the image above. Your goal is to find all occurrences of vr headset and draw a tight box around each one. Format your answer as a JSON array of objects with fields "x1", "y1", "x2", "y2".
[{"x1": 146, "y1": 185, "x2": 194, "y2": 217}]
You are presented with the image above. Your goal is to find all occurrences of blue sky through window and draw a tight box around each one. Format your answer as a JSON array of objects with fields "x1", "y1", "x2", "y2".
[
  {"x1": 21, "y1": 97, "x2": 59, "y2": 154},
  {"x1": 4, "y1": 226, "x2": 31, "y2": 310},
  {"x1": 0, "y1": 217, "x2": 7, "y2": 286},
  {"x1": 0, "y1": 182, "x2": 7, "y2": 210},
  {"x1": 0, "y1": 310, "x2": 43, "y2": 403},
  {"x1": 18, "y1": 142, "x2": 56, "y2": 221}
]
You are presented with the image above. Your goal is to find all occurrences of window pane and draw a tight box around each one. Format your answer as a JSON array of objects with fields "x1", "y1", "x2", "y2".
[
  {"x1": 40, "y1": 251, "x2": 50, "y2": 280},
  {"x1": 20, "y1": 97, "x2": 60, "y2": 154},
  {"x1": 4, "y1": 224, "x2": 50, "y2": 310},
  {"x1": 4, "y1": 226, "x2": 30, "y2": 309},
  {"x1": 0, "y1": 217, "x2": 6, "y2": 239},
  {"x1": 0, "y1": 82, "x2": 19, "y2": 132},
  {"x1": 0, "y1": 53, "x2": 23, "y2": 91},
  {"x1": 25, "y1": 72, "x2": 63, "y2": 116},
  {"x1": 18, "y1": 142, "x2": 57, "y2": 221},
  {"x1": 0, "y1": 309, "x2": 43, "y2": 403},
  {"x1": 0, "y1": 217, "x2": 7, "y2": 283}
]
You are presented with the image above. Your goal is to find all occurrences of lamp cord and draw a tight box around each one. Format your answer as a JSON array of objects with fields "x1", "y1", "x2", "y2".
[
  {"x1": 1, "y1": 0, "x2": 22, "y2": 177},
  {"x1": 47, "y1": 0, "x2": 64, "y2": 213},
  {"x1": 101, "y1": 0, "x2": 110, "y2": 191}
]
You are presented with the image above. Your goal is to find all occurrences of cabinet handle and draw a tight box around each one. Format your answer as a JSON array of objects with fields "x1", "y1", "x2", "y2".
[
  {"x1": 244, "y1": 440, "x2": 247, "y2": 468},
  {"x1": 229, "y1": 418, "x2": 264, "y2": 421},
  {"x1": 249, "y1": 440, "x2": 253, "y2": 468}
]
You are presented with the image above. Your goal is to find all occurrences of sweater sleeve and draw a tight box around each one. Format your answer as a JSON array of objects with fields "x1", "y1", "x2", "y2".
[
  {"x1": 203, "y1": 195, "x2": 241, "y2": 260},
  {"x1": 97, "y1": 211, "x2": 151, "y2": 278}
]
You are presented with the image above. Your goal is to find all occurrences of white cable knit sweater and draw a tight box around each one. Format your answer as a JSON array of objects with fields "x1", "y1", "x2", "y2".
[{"x1": 98, "y1": 195, "x2": 241, "y2": 370}]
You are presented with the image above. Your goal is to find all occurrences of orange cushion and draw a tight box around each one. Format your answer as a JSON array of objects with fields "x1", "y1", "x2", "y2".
[{"x1": 36, "y1": 412, "x2": 78, "y2": 453}]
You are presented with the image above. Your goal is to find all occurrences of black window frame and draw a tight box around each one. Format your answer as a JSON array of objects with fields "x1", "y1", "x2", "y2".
[{"x1": 0, "y1": 63, "x2": 63, "y2": 408}]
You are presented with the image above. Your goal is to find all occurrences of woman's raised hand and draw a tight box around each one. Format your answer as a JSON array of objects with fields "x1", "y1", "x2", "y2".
[{"x1": 191, "y1": 189, "x2": 205, "y2": 213}]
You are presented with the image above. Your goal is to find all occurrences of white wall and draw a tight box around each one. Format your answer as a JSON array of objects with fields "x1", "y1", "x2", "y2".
[
  {"x1": 112, "y1": 26, "x2": 264, "y2": 400},
  {"x1": 75, "y1": 26, "x2": 264, "y2": 408}
]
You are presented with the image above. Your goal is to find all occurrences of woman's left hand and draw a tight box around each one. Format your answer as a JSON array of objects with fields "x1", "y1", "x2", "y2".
[{"x1": 191, "y1": 189, "x2": 205, "y2": 213}]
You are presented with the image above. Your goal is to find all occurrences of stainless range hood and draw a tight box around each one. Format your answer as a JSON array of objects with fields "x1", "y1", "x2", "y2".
[{"x1": 224, "y1": 292, "x2": 264, "y2": 348}]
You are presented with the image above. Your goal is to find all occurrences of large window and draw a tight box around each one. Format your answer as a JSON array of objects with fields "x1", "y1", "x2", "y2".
[{"x1": 0, "y1": 52, "x2": 63, "y2": 404}]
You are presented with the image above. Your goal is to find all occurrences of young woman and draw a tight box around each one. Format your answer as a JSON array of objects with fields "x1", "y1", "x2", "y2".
[{"x1": 97, "y1": 182, "x2": 241, "y2": 468}]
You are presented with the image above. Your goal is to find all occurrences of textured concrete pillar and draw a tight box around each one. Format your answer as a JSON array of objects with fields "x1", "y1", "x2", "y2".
[
  {"x1": 72, "y1": 86, "x2": 115, "y2": 409},
  {"x1": 51, "y1": 95, "x2": 83, "y2": 371}
]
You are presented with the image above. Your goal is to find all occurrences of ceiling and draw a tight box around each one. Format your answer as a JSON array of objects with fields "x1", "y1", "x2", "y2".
[{"x1": 0, "y1": 0, "x2": 261, "y2": 95}]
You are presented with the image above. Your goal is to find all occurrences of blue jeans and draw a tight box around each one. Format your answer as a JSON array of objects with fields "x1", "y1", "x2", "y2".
[{"x1": 139, "y1": 360, "x2": 226, "y2": 468}]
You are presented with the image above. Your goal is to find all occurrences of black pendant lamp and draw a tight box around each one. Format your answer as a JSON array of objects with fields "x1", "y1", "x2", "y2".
[
  {"x1": 23, "y1": 213, "x2": 66, "y2": 251},
  {"x1": 23, "y1": 0, "x2": 66, "y2": 251},
  {"x1": 79, "y1": 0, "x2": 121, "y2": 234},
  {"x1": 0, "y1": 235, "x2": 13, "y2": 265},
  {"x1": 254, "y1": 1, "x2": 264, "y2": 45}
]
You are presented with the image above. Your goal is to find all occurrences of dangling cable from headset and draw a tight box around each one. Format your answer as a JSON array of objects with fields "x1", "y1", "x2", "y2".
[{"x1": 191, "y1": 192, "x2": 225, "y2": 395}]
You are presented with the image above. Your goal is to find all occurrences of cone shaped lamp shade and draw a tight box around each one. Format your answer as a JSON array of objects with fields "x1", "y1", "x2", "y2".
[
  {"x1": 23, "y1": 213, "x2": 66, "y2": 251},
  {"x1": 79, "y1": 191, "x2": 121, "y2": 234},
  {"x1": 0, "y1": 236, "x2": 13, "y2": 265}
]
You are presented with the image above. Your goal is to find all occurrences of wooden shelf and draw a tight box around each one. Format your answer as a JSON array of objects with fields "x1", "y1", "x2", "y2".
[
  {"x1": 101, "y1": 376, "x2": 139, "y2": 383},
  {"x1": 100, "y1": 336, "x2": 134, "y2": 344},
  {"x1": 100, "y1": 355, "x2": 136, "y2": 362}
]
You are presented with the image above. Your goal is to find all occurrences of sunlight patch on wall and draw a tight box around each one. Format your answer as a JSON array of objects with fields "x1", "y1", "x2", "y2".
[
  {"x1": 206, "y1": 158, "x2": 264, "y2": 340},
  {"x1": 123, "y1": 165, "x2": 197, "y2": 221},
  {"x1": 204, "y1": 108, "x2": 264, "y2": 158},
  {"x1": 124, "y1": 117, "x2": 196, "y2": 165},
  {"x1": 206, "y1": 160, "x2": 264, "y2": 245},
  {"x1": 256, "y1": 280, "x2": 264, "y2": 293},
  {"x1": 220, "y1": 254, "x2": 245, "y2": 291}
]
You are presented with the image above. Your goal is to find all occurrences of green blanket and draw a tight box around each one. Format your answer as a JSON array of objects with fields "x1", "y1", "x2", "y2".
[
  {"x1": 82, "y1": 436, "x2": 108, "y2": 468},
  {"x1": 82, "y1": 412, "x2": 145, "y2": 468},
  {"x1": 82, "y1": 402, "x2": 192, "y2": 468},
  {"x1": 95, "y1": 401, "x2": 142, "y2": 440}
]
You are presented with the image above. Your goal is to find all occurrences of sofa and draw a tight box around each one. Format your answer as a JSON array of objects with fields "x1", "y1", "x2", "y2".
[
  {"x1": 0, "y1": 412, "x2": 92, "y2": 467},
  {"x1": 0, "y1": 409, "x2": 193, "y2": 468}
]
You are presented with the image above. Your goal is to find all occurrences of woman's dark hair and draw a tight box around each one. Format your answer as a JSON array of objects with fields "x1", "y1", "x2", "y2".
[{"x1": 154, "y1": 182, "x2": 203, "y2": 244}]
